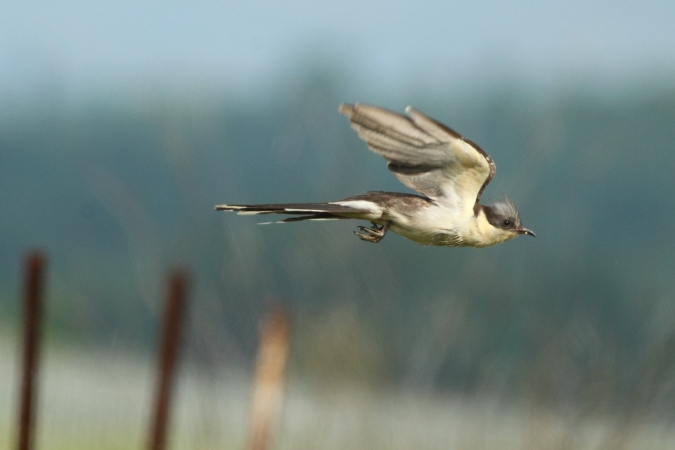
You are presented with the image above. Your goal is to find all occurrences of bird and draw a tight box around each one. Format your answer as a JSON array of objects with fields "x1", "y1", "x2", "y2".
[{"x1": 215, "y1": 103, "x2": 535, "y2": 247}]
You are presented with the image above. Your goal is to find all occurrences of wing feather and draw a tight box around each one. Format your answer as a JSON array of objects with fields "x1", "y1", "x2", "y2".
[
  {"x1": 339, "y1": 103, "x2": 496, "y2": 215},
  {"x1": 339, "y1": 103, "x2": 438, "y2": 146},
  {"x1": 404, "y1": 106, "x2": 461, "y2": 141}
]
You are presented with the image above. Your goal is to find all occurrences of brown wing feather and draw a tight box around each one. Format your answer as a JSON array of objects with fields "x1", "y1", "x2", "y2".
[
  {"x1": 411, "y1": 113, "x2": 496, "y2": 197},
  {"x1": 339, "y1": 103, "x2": 495, "y2": 215}
]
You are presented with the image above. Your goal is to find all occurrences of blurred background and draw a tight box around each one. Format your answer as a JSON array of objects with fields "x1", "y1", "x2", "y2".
[{"x1": 2, "y1": 0, "x2": 675, "y2": 448}]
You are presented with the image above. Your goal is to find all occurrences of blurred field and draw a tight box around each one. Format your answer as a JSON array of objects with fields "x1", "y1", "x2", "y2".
[
  {"x1": 2, "y1": 51, "x2": 675, "y2": 450},
  {"x1": 3, "y1": 1, "x2": 675, "y2": 448},
  {"x1": 3, "y1": 334, "x2": 675, "y2": 450}
]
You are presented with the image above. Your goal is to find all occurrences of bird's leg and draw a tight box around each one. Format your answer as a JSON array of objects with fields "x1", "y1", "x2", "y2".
[{"x1": 354, "y1": 221, "x2": 390, "y2": 243}]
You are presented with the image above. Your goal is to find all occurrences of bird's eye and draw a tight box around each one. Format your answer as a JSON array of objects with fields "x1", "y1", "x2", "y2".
[{"x1": 503, "y1": 220, "x2": 511, "y2": 226}]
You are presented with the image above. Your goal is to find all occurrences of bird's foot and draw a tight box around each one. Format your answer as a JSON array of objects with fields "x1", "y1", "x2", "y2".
[{"x1": 354, "y1": 221, "x2": 390, "y2": 243}]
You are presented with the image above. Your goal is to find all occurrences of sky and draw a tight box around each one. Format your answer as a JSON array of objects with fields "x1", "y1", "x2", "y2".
[{"x1": 2, "y1": 0, "x2": 675, "y2": 103}]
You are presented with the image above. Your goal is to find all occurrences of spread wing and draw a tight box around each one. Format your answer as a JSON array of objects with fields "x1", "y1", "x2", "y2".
[{"x1": 339, "y1": 103, "x2": 495, "y2": 215}]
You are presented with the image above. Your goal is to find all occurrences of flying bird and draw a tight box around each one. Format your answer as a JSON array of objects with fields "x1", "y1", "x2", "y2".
[{"x1": 215, "y1": 103, "x2": 535, "y2": 247}]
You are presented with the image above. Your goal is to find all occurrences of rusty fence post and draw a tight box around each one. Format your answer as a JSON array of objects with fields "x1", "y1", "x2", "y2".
[
  {"x1": 148, "y1": 270, "x2": 189, "y2": 450},
  {"x1": 16, "y1": 252, "x2": 46, "y2": 450},
  {"x1": 246, "y1": 306, "x2": 290, "y2": 450}
]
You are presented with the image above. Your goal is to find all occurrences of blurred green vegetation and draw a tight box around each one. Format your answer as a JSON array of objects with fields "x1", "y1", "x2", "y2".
[{"x1": 2, "y1": 67, "x2": 675, "y2": 418}]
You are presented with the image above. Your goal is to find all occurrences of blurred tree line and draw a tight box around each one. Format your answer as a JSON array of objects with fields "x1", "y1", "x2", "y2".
[{"x1": 2, "y1": 67, "x2": 675, "y2": 415}]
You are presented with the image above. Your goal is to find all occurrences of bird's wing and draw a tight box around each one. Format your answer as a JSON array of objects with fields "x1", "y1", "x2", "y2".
[{"x1": 339, "y1": 103, "x2": 495, "y2": 215}]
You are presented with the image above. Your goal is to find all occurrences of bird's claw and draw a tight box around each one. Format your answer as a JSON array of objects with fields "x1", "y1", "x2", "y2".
[
  {"x1": 354, "y1": 229, "x2": 382, "y2": 243},
  {"x1": 354, "y1": 222, "x2": 389, "y2": 243}
]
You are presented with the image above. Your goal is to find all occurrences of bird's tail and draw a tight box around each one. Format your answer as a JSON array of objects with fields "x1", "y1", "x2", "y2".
[{"x1": 214, "y1": 201, "x2": 374, "y2": 224}]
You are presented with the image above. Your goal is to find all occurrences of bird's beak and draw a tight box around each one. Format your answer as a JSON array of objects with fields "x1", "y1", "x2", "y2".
[{"x1": 516, "y1": 227, "x2": 536, "y2": 237}]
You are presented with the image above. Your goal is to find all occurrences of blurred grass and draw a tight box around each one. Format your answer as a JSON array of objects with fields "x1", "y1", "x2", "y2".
[
  {"x1": 2, "y1": 329, "x2": 675, "y2": 449},
  {"x1": 2, "y1": 66, "x2": 675, "y2": 447}
]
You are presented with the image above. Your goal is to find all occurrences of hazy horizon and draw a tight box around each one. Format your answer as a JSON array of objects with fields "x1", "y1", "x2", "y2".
[{"x1": 3, "y1": 0, "x2": 675, "y2": 104}]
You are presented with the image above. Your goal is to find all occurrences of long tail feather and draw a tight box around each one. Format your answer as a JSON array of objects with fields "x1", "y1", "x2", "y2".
[
  {"x1": 259, "y1": 213, "x2": 342, "y2": 224},
  {"x1": 214, "y1": 202, "x2": 374, "y2": 223}
]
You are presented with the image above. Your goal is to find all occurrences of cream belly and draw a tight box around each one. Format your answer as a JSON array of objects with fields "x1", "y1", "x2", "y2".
[
  {"x1": 384, "y1": 205, "x2": 464, "y2": 246},
  {"x1": 386, "y1": 206, "x2": 517, "y2": 248}
]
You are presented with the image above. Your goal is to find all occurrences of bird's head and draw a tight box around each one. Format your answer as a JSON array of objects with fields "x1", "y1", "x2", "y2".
[{"x1": 483, "y1": 196, "x2": 535, "y2": 238}]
